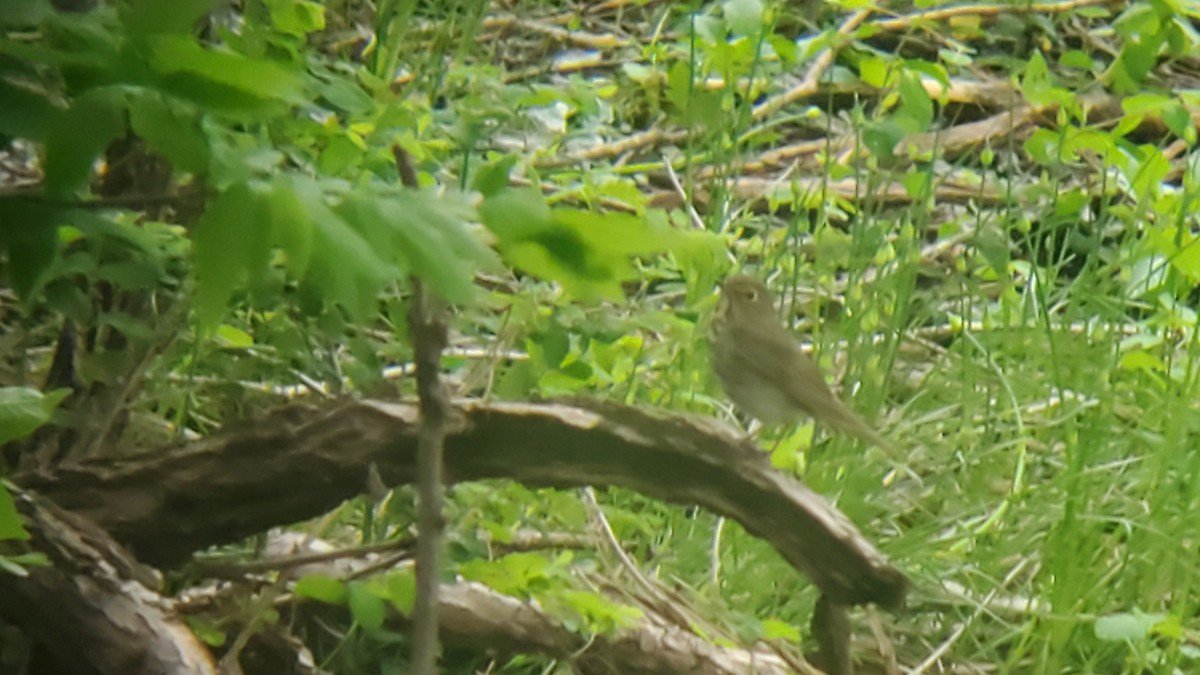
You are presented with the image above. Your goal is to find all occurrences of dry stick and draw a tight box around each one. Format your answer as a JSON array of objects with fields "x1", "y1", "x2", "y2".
[
  {"x1": 662, "y1": 159, "x2": 706, "y2": 229},
  {"x1": 869, "y1": 0, "x2": 1111, "y2": 33},
  {"x1": 191, "y1": 537, "x2": 416, "y2": 578},
  {"x1": 751, "y1": 9, "x2": 873, "y2": 121},
  {"x1": 541, "y1": 10, "x2": 871, "y2": 168},
  {"x1": 537, "y1": 127, "x2": 686, "y2": 168},
  {"x1": 394, "y1": 145, "x2": 453, "y2": 675},
  {"x1": 540, "y1": 2, "x2": 1101, "y2": 169},
  {"x1": 483, "y1": 14, "x2": 626, "y2": 48},
  {"x1": 580, "y1": 487, "x2": 696, "y2": 630},
  {"x1": 907, "y1": 557, "x2": 1036, "y2": 675}
]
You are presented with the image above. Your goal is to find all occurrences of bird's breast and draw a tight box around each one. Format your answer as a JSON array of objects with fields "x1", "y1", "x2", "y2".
[{"x1": 715, "y1": 368, "x2": 800, "y2": 425}]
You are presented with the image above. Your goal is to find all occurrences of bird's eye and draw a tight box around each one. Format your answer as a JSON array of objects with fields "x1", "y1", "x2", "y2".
[{"x1": 745, "y1": 289, "x2": 758, "y2": 301}]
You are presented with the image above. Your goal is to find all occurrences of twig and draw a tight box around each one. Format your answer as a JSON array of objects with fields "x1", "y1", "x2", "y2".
[
  {"x1": 870, "y1": 0, "x2": 1111, "y2": 33},
  {"x1": 190, "y1": 537, "x2": 416, "y2": 578},
  {"x1": 751, "y1": 9, "x2": 873, "y2": 121},
  {"x1": 709, "y1": 516, "x2": 725, "y2": 589},
  {"x1": 580, "y1": 487, "x2": 702, "y2": 632},
  {"x1": 483, "y1": 14, "x2": 626, "y2": 49},
  {"x1": 394, "y1": 145, "x2": 454, "y2": 675},
  {"x1": 537, "y1": 127, "x2": 687, "y2": 168},
  {"x1": 662, "y1": 159, "x2": 706, "y2": 229},
  {"x1": 906, "y1": 557, "x2": 1036, "y2": 675}
]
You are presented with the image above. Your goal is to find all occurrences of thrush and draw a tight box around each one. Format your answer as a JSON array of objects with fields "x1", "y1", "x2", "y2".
[{"x1": 709, "y1": 275, "x2": 892, "y2": 450}]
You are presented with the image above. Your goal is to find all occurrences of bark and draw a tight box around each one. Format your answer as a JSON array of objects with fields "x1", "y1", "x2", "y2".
[
  {"x1": 0, "y1": 486, "x2": 216, "y2": 675},
  {"x1": 16, "y1": 397, "x2": 908, "y2": 609}
]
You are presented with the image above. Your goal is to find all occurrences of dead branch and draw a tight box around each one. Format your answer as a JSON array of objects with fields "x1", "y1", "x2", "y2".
[
  {"x1": 16, "y1": 398, "x2": 908, "y2": 610},
  {"x1": 0, "y1": 486, "x2": 216, "y2": 675}
]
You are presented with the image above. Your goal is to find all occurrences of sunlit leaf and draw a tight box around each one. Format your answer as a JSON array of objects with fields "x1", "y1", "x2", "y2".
[
  {"x1": 346, "y1": 581, "x2": 386, "y2": 630},
  {"x1": 150, "y1": 35, "x2": 302, "y2": 113},
  {"x1": 294, "y1": 575, "x2": 346, "y2": 604},
  {"x1": 459, "y1": 553, "x2": 552, "y2": 598},
  {"x1": 264, "y1": 0, "x2": 325, "y2": 37},
  {"x1": 0, "y1": 484, "x2": 29, "y2": 542},
  {"x1": 723, "y1": 0, "x2": 764, "y2": 37},
  {"x1": 556, "y1": 589, "x2": 643, "y2": 634},
  {"x1": 0, "y1": 386, "x2": 69, "y2": 446},
  {"x1": 382, "y1": 570, "x2": 416, "y2": 614}
]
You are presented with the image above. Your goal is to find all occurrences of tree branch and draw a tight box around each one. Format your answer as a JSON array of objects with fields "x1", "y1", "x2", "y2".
[
  {"x1": 394, "y1": 143, "x2": 452, "y2": 675},
  {"x1": 17, "y1": 398, "x2": 908, "y2": 610}
]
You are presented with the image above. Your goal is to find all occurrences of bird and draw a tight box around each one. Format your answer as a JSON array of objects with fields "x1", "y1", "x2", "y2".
[{"x1": 709, "y1": 275, "x2": 893, "y2": 450}]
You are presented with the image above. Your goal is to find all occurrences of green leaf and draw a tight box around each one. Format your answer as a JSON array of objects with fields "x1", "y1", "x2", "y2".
[
  {"x1": 458, "y1": 553, "x2": 551, "y2": 598},
  {"x1": 121, "y1": 0, "x2": 216, "y2": 34},
  {"x1": 293, "y1": 180, "x2": 394, "y2": 319},
  {"x1": 1148, "y1": 225, "x2": 1200, "y2": 283},
  {"x1": 1113, "y1": 33, "x2": 1164, "y2": 93},
  {"x1": 149, "y1": 35, "x2": 302, "y2": 113},
  {"x1": 479, "y1": 187, "x2": 552, "y2": 241},
  {"x1": 0, "y1": 0, "x2": 52, "y2": 27},
  {"x1": 381, "y1": 570, "x2": 416, "y2": 614},
  {"x1": 1123, "y1": 93, "x2": 1173, "y2": 116},
  {"x1": 0, "y1": 203, "x2": 60, "y2": 300},
  {"x1": 0, "y1": 552, "x2": 49, "y2": 576},
  {"x1": 0, "y1": 386, "x2": 68, "y2": 446},
  {"x1": 1023, "y1": 128, "x2": 1061, "y2": 166},
  {"x1": 0, "y1": 78, "x2": 61, "y2": 139},
  {"x1": 861, "y1": 119, "x2": 906, "y2": 161},
  {"x1": 317, "y1": 134, "x2": 363, "y2": 175},
  {"x1": 267, "y1": 177, "x2": 315, "y2": 279},
  {"x1": 265, "y1": 0, "x2": 326, "y2": 37},
  {"x1": 670, "y1": 227, "x2": 727, "y2": 303},
  {"x1": 43, "y1": 87, "x2": 126, "y2": 195},
  {"x1": 313, "y1": 73, "x2": 374, "y2": 115},
  {"x1": 128, "y1": 91, "x2": 209, "y2": 173},
  {"x1": 858, "y1": 56, "x2": 891, "y2": 88},
  {"x1": 346, "y1": 581, "x2": 387, "y2": 630},
  {"x1": 1059, "y1": 49, "x2": 1095, "y2": 70},
  {"x1": 665, "y1": 61, "x2": 725, "y2": 130},
  {"x1": 481, "y1": 189, "x2": 673, "y2": 301},
  {"x1": 215, "y1": 324, "x2": 254, "y2": 348},
  {"x1": 723, "y1": 0, "x2": 764, "y2": 37},
  {"x1": 472, "y1": 156, "x2": 518, "y2": 197},
  {"x1": 371, "y1": 190, "x2": 499, "y2": 305},
  {"x1": 1162, "y1": 101, "x2": 1193, "y2": 139},
  {"x1": 898, "y1": 71, "x2": 933, "y2": 131},
  {"x1": 556, "y1": 589, "x2": 643, "y2": 634},
  {"x1": 192, "y1": 183, "x2": 270, "y2": 331},
  {"x1": 183, "y1": 616, "x2": 227, "y2": 647},
  {"x1": 1127, "y1": 146, "x2": 1170, "y2": 202},
  {"x1": 294, "y1": 575, "x2": 346, "y2": 604},
  {"x1": 975, "y1": 225, "x2": 1011, "y2": 277},
  {"x1": 0, "y1": 484, "x2": 30, "y2": 542},
  {"x1": 1094, "y1": 611, "x2": 1169, "y2": 641}
]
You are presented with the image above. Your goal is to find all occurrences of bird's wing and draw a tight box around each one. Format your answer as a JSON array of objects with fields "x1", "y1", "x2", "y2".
[{"x1": 732, "y1": 322, "x2": 893, "y2": 450}]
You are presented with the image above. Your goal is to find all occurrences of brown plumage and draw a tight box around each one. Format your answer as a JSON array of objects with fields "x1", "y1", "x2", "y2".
[{"x1": 709, "y1": 275, "x2": 892, "y2": 450}]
